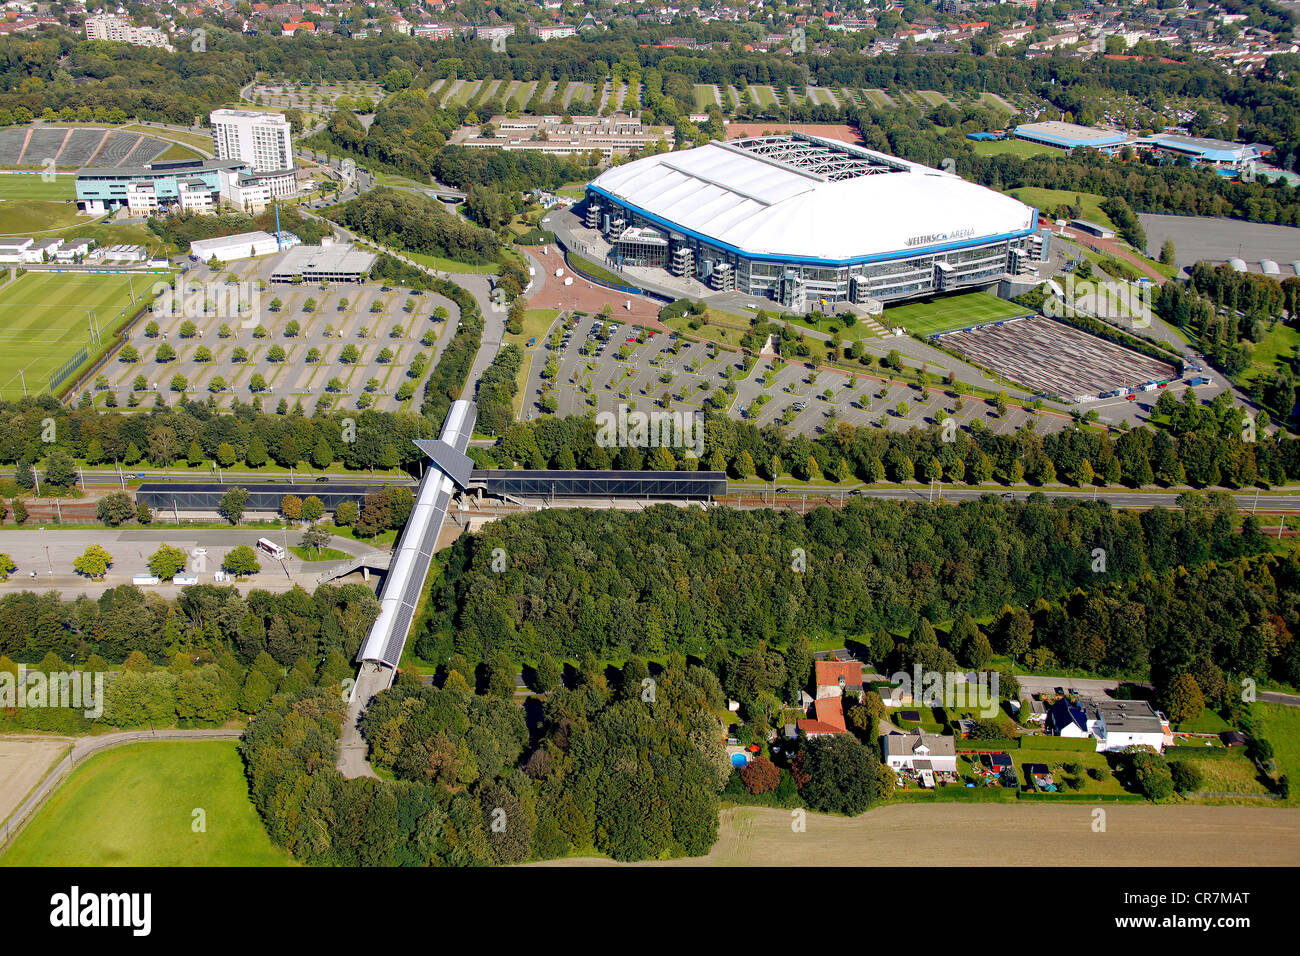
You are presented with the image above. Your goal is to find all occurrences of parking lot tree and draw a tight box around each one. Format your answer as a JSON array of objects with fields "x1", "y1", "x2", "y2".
[
  {"x1": 232, "y1": 347, "x2": 249, "y2": 363},
  {"x1": 118, "y1": 344, "x2": 139, "y2": 364},
  {"x1": 249, "y1": 374, "x2": 268, "y2": 393},
  {"x1": 267, "y1": 346, "x2": 287, "y2": 363},
  {"x1": 269, "y1": 298, "x2": 283, "y2": 313},
  {"x1": 218, "y1": 324, "x2": 232, "y2": 339},
  {"x1": 326, "y1": 377, "x2": 345, "y2": 393},
  {"x1": 301, "y1": 522, "x2": 331, "y2": 554},
  {"x1": 223, "y1": 545, "x2": 261, "y2": 578},
  {"x1": 340, "y1": 344, "x2": 361, "y2": 364},
  {"x1": 364, "y1": 377, "x2": 379, "y2": 393},
  {"x1": 323, "y1": 324, "x2": 335, "y2": 338},
  {"x1": 0, "y1": 552, "x2": 13, "y2": 580},
  {"x1": 145, "y1": 320, "x2": 159, "y2": 338},
  {"x1": 433, "y1": 306, "x2": 448, "y2": 321},
  {"x1": 370, "y1": 300, "x2": 384, "y2": 314},
  {"x1": 192, "y1": 346, "x2": 212, "y2": 363},
  {"x1": 284, "y1": 320, "x2": 300, "y2": 338},
  {"x1": 302, "y1": 298, "x2": 317, "y2": 313},
  {"x1": 73, "y1": 544, "x2": 113, "y2": 581},
  {"x1": 131, "y1": 374, "x2": 148, "y2": 392},
  {"x1": 96, "y1": 491, "x2": 135, "y2": 527},
  {"x1": 301, "y1": 495, "x2": 325, "y2": 524},
  {"x1": 219, "y1": 487, "x2": 250, "y2": 524},
  {"x1": 338, "y1": 298, "x2": 348, "y2": 312},
  {"x1": 254, "y1": 325, "x2": 270, "y2": 339},
  {"x1": 148, "y1": 544, "x2": 187, "y2": 581},
  {"x1": 206, "y1": 376, "x2": 227, "y2": 395},
  {"x1": 994, "y1": 391, "x2": 1009, "y2": 417},
  {"x1": 377, "y1": 347, "x2": 394, "y2": 364},
  {"x1": 178, "y1": 320, "x2": 197, "y2": 339},
  {"x1": 155, "y1": 343, "x2": 177, "y2": 363},
  {"x1": 170, "y1": 373, "x2": 188, "y2": 393}
]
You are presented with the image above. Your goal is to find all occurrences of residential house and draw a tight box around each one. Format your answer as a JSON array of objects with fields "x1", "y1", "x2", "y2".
[
  {"x1": 883, "y1": 729, "x2": 958, "y2": 786},
  {"x1": 813, "y1": 660, "x2": 862, "y2": 699},
  {"x1": 1048, "y1": 697, "x2": 1167, "y2": 752},
  {"x1": 798, "y1": 696, "x2": 848, "y2": 737}
]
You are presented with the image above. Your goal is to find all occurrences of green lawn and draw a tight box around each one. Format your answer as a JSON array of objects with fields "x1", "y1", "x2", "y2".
[
  {"x1": 883, "y1": 291, "x2": 1032, "y2": 336},
  {"x1": 0, "y1": 173, "x2": 76, "y2": 201},
  {"x1": 1243, "y1": 320, "x2": 1300, "y2": 386},
  {"x1": 693, "y1": 85, "x2": 717, "y2": 111},
  {"x1": 0, "y1": 199, "x2": 91, "y2": 234},
  {"x1": 1, "y1": 741, "x2": 291, "y2": 866},
  {"x1": 289, "y1": 545, "x2": 350, "y2": 561},
  {"x1": 505, "y1": 308, "x2": 561, "y2": 413},
  {"x1": 1257, "y1": 703, "x2": 1300, "y2": 804},
  {"x1": 751, "y1": 86, "x2": 778, "y2": 107},
  {"x1": 566, "y1": 252, "x2": 627, "y2": 286},
  {"x1": 971, "y1": 139, "x2": 1057, "y2": 159},
  {"x1": 403, "y1": 248, "x2": 501, "y2": 275},
  {"x1": 1008, "y1": 187, "x2": 1117, "y2": 231},
  {"x1": 0, "y1": 271, "x2": 141, "y2": 400},
  {"x1": 1014, "y1": 748, "x2": 1128, "y2": 795}
]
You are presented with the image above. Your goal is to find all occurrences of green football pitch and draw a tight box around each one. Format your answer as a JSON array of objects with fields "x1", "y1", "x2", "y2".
[
  {"x1": 0, "y1": 271, "x2": 140, "y2": 399},
  {"x1": 883, "y1": 291, "x2": 1032, "y2": 336},
  {"x1": 0, "y1": 741, "x2": 291, "y2": 866}
]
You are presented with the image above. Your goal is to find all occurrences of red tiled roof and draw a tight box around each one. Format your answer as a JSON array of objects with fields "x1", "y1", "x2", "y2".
[
  {"x1": 815, "y1": 660, "x2": 862, "y2": 689},
  {"x1": 798, "y1": 697, "x2": 848, "y2": 735}
]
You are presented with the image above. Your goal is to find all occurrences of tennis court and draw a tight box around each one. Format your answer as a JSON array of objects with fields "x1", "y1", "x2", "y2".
[{"x1": 0, "y1": 271, "x2": 140, "y2": 398}]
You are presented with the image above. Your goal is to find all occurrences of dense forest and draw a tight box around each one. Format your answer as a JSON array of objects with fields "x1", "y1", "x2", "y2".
[
  {"x1": 0, "y1": 582, "x2": 378, "y2": 733},
  {"x1": 328, "y1": 187, "x2": 502, "y2": 265},
  {"x1": 241, "y1": 656, "x2": 735, "y2": 864},
  {"x1": 416, "y1": 495, "x2": 1283, "y2": 669}
]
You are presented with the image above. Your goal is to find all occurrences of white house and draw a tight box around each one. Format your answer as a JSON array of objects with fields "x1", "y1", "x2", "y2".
[
  {"x1": 53, "y1": 239, "x2": 94, "y2": 262},
  {"x1": 0, "y1": 237, "x2": 34, "y2": 263},
  {"x1": 1047, "y1": 697, "x2": 1166, "y2": 752},
  {"x1": 883, "y1": 730, "x2": 958, "y2": 777},
  {"x1": 22, "y1": 238, "x2": 63, "y2": 263}
]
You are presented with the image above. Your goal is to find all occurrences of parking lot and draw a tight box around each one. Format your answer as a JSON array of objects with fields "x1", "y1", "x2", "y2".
[
  {"x1": 96, "y1": 255, "x2": 460, "y2": 413},
  {"x1": 521, "y1": 313, "x2": 1063, "y2": 438},
  {"x1": 939, "y1": 316, "x2": 1180, "y2": 402}
]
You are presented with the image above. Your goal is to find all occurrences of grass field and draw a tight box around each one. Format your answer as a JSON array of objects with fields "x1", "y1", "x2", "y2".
[
  {"x1": 0, "y1": 741, "x2": 291, "y2": 866},
  {"x1": 1008, "y1": 187, "x2": 1117, "y2": 232},
  {"x1": 0, "y1": 199, "x2": 91, "y2": 234},
  {"x1": 0, "y1": 173, "x2": 76, "y2": 201},
  {"x1": 0, "y1": 271, "x2": 140, "y2": 400},
  {"x1": 884, "y1": 291, "x2": 1032, "y2": 336},
  {"x1": 1258, "y1": 703, "x2": 1300, "y2": 804},
  {"x1": 972, "y1": 139, "x2": 1058, "y2": 159}
]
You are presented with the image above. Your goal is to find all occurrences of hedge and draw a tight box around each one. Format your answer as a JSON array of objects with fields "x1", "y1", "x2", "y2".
[
  {"x1": 1016, "y1": 735, "x2": 1100, "y2": 751},
  {"x1": 1017, "y1": 791, "x2": 1146, "y2": 803},
  {"x1": 1165, "y1": 745, "x2": 1236, "y2": 760},
  {"x1": 957, "y1": 738, "x2": 1020, "y2": 752},
  {"x1": 893, "y1": 786, "x2": 1017, "y2": 802}
]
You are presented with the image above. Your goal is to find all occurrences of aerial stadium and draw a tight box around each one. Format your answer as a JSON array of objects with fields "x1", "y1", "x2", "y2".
[{"x1": 582, "y1": 132, "x2": 1045, "y2": 308}]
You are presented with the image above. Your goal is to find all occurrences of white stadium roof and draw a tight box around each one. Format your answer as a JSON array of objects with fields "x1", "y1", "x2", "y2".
[{"x1": 588, "y1": 134, "x2": 1037, "y2": 264}]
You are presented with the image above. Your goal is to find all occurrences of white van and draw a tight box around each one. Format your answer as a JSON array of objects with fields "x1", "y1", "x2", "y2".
[
  {"x1": 132, "y1": 574, "x2": 161, "y2": 586},
  {"x1": 172, "y1": 575, "x2": 199, "y2": 586}
]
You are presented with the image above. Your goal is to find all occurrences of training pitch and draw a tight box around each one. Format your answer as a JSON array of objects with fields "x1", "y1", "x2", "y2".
[
  {"x1": 883, "y1": 291, "x2": 1032, "y2": 336},
  {"x1": 0, "y1": 271, "x2": 140, "y2": 400}
]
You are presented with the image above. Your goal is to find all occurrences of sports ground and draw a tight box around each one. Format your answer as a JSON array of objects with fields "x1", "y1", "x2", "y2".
[
  {"x1": 883, "y1": 291, "x2": 1032, "y2": 336},
  {"x1": 0, "y1": 271, "x2": 140, "y2": 399},
  {"x1": 0, "y1": 741, "x2": 290, "y2": 866}
]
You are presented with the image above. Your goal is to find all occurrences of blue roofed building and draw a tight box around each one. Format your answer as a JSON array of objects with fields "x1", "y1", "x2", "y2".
[{"x1": 1013, "y1": 121, "x2": 1130, "y2": 152}]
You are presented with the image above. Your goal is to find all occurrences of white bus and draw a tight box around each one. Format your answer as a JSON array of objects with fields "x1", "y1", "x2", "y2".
[{"x1": 256, "y1": 538, "x2": 286, "y2": 561}]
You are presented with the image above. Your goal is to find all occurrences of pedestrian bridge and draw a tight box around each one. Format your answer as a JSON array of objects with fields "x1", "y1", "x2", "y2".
[{"x1": 354, "y1": 399, "x2": 476, "y2": 677}]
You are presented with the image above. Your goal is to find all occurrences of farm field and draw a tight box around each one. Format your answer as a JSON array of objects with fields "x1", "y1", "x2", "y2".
[
  {"x1": 0, "y1": 738, "x2": 67, "y2": 829},
  {"x1": 0, "y1": 741, "x2": 291, "y2": 866},
  {"x1": 0, "y1": 271, "x2": 140, "y2": 400},
  {"x1": 540, "y1": 804, "x2": 1300, "y2": 866},
  {"x1": 884, "y1": 291, "x2": 1031, "y2": 336}
]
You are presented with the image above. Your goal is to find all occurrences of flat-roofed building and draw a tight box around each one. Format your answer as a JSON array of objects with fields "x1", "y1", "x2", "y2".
[
  {"x1": 269, "y1": 242, "x2": 377, "y2": 283},
  {"x1": 1013, "y1": 121, "x2": 1130, "y2": 151}
]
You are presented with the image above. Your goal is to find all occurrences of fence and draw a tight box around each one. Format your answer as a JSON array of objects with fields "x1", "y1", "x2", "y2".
[{"x1": 0, "y1": 728, "x2": 242, "y2": 853}]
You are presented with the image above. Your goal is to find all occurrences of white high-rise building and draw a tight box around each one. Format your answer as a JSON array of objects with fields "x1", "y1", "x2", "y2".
[{"x1": 210, "y1": 109, "x2": 295, "y2": 177}]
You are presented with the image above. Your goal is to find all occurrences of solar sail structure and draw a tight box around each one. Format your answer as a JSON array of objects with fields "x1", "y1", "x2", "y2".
[{"x1": 356, "y1": 399, "x2": 476, "y2": 669}]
